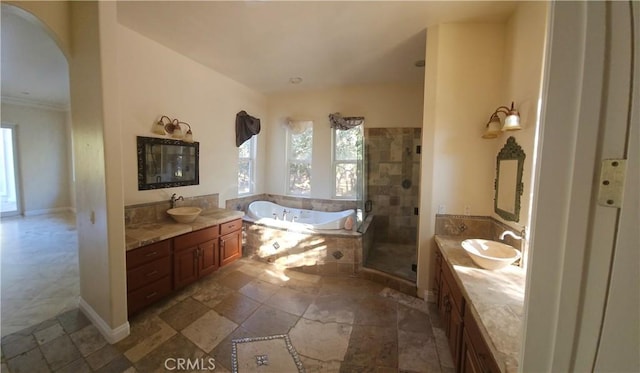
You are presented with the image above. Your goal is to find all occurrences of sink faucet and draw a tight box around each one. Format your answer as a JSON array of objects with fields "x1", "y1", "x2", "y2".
[
  {"x1": 500, "y1": 229, "x2": 525, "y2": 241},
  {"x1": 170, "y1": 193, "x2": 184, "y2": 208},
  {"x1": 282, "y1": 209, "x2": 289, "y2": 220}
]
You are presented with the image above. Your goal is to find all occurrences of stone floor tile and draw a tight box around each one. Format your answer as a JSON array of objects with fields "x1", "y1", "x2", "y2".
[
  {"x1": 353, "y1": 296, "x2": 398, "y2": 326},
  {"x1": 299, "y1": 356, "x2": 342, "y2": 373},
  {"x1": 55, "y1": 358, "x2": 92, "y2": 373},
  {"x1": 85, "y1": 344, "x2": 122, "y2": 370},
  {"x1": 122, "y1": 318, "x2": 176, "y2": 363},
  {"x1": 56, "y1": 309, "x2": 91, "y2": 334},
  {"x1": 69, "y1": 324, "x2": 107, "y2": 357},
  {"x1": 264, "y1": 287, "x2": 315, "y2": 316},
  {"x1": 114, "y1": 316, "x2": 167, "y2": 353},
  {"x1": 133, "y1": 334, "x2": 205, "y2": 373},
  {"x1": 209, "y1": 326, "x2": 257, "y2": 371},
  {"x1": 191, "y1": 282, "x2": 234, "y2": 309},
  {"x1": 217, "y1": 271, "x2": 255, "y2": 290},
  {"x1": 398, "y1": 330, "x2": 440, "y2": 373},
  {"x1": 398, "y1": 303, "x2": 433, "y2": 335},
  {"x1": 181, "y1": 310, "x2": 237, "y2": 353},
  {"x1": 344, "y1": 325, "x2": 397, "y2": 368},
  {"x1": 303, "y1": 294, "x2": 358, "y2": 324},
  {"x1": 433, "y1": 328, "x2": 454, "y2": 369},
  {"x1": 40, "y1": 335, "x2": 82, "y2": 371},
  {"x1": 158, "y1": 298, "x2": 210, "y2": 331},
  {"x1": 94, "y1": 355, "x2": 133, "y2": 373},
  {"x1": 289, "y1": 318, "x2": 352, "y2": 362},
  {"x1": 238, "y1": 279, "x2": 280, "y2": 303},
  {"x1": 241, "y1": 305, "x2": 299, "y2": 336},
  {"x1": 213, "y1": 292, "x2": 260, "y2": 325},
  {"x1": 1, "y1": 333, "x2": 37, "y2": 359},
  {"x1": 380, "y1": 287, "x2": 430, "y2": 314},
  {"x1": 282, "y1": 278, "x2": 321, "y2": 295},
  {"x1": 5, "y1": 347, "x2": 49, "y2": 373},
  {"x1": 34, "y1": 322, "x2": 65, "y2": 346}
]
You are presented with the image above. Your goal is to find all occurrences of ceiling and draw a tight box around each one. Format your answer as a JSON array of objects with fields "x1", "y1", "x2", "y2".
[{"x1": 1, "y1": 1, "x2": 518, "y2": 109}]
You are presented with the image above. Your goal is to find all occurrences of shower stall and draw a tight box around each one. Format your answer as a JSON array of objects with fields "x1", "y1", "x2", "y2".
[{"x1": 362, "y1": 128, "x2": 422, "y2": 282}]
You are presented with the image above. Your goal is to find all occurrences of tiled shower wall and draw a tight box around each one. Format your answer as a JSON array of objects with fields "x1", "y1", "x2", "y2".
[{"x1": 365, "y1": 128, "x2": 421, "y2": 245}]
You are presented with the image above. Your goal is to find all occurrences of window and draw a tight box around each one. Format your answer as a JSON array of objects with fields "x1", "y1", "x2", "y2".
[
  {"x1": 333, "y1": 126, "x2": 362, "y2": 198},
  {"x1": 238, "y1": 136, "x2": 256, "y2": 195},
  {"x1": 286, "y1": 125, "x2": 313, "y2": 195}
]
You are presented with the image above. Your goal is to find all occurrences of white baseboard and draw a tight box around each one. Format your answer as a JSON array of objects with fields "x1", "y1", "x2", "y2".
[
  {"x1": 24, "y1": 207, "x2": 74, "y2": 216},
  {"x1": 79, "y1": 297, "x2": 130, "y2": 344}
]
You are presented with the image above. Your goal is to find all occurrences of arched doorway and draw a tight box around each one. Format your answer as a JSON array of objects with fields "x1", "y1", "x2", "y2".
[{"x1": 1, "y1": 3, "x2": 78, "y2": 337}]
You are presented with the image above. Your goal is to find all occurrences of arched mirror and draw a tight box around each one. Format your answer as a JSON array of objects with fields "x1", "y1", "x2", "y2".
[{"x1": 494, "y1": 136, "x2": 525, "y2": 221}]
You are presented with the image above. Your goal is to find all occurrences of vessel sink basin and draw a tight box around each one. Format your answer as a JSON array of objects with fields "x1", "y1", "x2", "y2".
[
  {"x1": 167, "y1": 207, "x2": 202, "y2": 224},
  {"x1": 461, "y1": 239, "x2": 521, "y2": 270}
]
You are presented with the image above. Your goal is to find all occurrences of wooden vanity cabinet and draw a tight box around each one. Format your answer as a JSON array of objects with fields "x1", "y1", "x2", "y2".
[
  {"x1": 461, "y1": 310, "x2": 501, "y2": 373},
  {"x1": 435, "y1": 246, "x2": 501, "y2": 373},
  {"x1": 173, "y1": 226, "x2": 219, "y2": 289},
  {"x1": 219, "y1": 219, "x2": 242, "y2": 267},
  {"x1": 126, "y1": 240, "x2": 172, "y2": 315},
  {"x1": 127, "y1": 218, "x2": 243, "y2": 315},
  {"x1": 438, "y1": 254, "x2": 465, "y2": 369}
]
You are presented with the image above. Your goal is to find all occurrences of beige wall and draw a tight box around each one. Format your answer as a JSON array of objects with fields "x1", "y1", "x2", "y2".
[
  {"x1": 493, "y1": 2, "x2": 548, "y2": 237},
  {"x1": 416, "y1": 5, "x2": 548, "y2": 297},
  {"x1": 1, "y1": 103, "x2": 73, "y2": 214},
  {"x1": 5, "y1": 1, "x2": 71, "y2": 57},
  {"x1": 69, "y1": 1, "x2": 128, "y2": 339},
  {"x1": 266, "y1": 83, "x2": 424, "y2": 199},
  {"x1": 417, "y1": 23, "x2": 506, "y2": 296},
  {"x1": 118, "y1": 25, "x2": 268, "y2": 207}
]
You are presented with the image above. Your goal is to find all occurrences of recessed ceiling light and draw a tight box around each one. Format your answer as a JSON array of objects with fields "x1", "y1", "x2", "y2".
[
  {"x1": 289, "y1": 77, "x2": 303, "y2": 84},
  {"x1": 414, "y1": 60, "x2": 425, "y2": 67}
]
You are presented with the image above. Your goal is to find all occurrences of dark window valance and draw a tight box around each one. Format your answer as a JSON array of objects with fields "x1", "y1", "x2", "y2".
[
  {"x1": 329, "y1": 112, "x2": 365, "y2": 130},
  {"x1": 236, "y1": 110, "x2": 261, "y2": 147}
]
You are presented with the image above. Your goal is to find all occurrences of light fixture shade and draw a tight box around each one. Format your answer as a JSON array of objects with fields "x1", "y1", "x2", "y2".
[
  {"x1": 502, "y1": 113, "x2": 521, "y2": 131},
  {"x1": 152, "y1": 120, "x2": 167, "y2": 135},
  {"x1": 183, "y1": 130, "x2": 194, "y2": 143},
  {"x1": 171, "y1": 124, "x2": 184, "y2": 139},
  {"x1": 482, "y1": 115, "x2": 502, "y2": 139}
]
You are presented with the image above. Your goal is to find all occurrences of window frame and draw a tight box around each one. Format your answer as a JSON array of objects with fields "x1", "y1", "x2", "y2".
[
  {"x1": 331, "y1": 126, "x2": 362, "y2": 199},
  {"x1": 285, "y1": 126, "x2": 313, "y2": 196},
  {"x1": 238, "y1": 136, "x2": 256, "y2": 196}
]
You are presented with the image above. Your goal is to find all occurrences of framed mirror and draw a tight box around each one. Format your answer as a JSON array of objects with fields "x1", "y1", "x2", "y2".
[
  {"x1": 137, "y1": 136, "x2": 199, "y2": 190},
  {"x1": 494, "y1": 136, "x2": 525, "y2": 221}
]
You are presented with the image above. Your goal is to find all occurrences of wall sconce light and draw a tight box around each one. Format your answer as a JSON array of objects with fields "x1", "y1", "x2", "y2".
[
  {"x1": 482, "y1": 102, "x2": 521, "y2": 139},
  {"x1": 151, "y1": 115, "x2": 194, "y2": 143}
]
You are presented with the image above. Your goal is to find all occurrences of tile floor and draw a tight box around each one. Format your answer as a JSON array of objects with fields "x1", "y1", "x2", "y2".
[
  {"x1": 1, "y1": 257, "x2": 454, "y2": 372},
  {"x1": 1, "y1": 212, "x2": 80, "y2": 337},
  {"x1": 366, "y1": 243, "x2": 417, "y2": 282},
  {"x1": 1, "y1": 213, "x2": 450, "y2": 372}
]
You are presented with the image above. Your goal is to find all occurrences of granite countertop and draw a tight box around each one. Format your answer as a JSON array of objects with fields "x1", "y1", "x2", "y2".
[
  {"x1": 434, "y1": 235, "x2": 526, "y2": 373},
  {"x1": 125, "y1": 208, "x2": 244, "y2": 251}
]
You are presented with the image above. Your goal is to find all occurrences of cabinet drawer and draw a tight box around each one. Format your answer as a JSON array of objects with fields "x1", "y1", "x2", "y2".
[
  {"x1": 126, "y1": 240, "x2": 171, "y2": 269},
  {"x1": 442, "y1": 261, "x2": 465, "y2": 315},
  {"x1": 464, "y1": 311, "x2": 501, "y2": 373},
  {"x1": 127, "y1": 276, "x2": 172, "y2": 315},
  {"x1": 174, "y1": 226, "x2": 218, "y2": 251},
  {"x1": 220, "y1": 219, "x2": 242, "y2": 236},
  {"x1": 127, "y1": 256, "x2": 172, "y2": 292}
]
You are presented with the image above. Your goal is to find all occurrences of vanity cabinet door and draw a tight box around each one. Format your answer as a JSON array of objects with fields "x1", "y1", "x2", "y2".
[
  {"x1": 435, "y1": 250, "x2": 443, "y2": 310},
  {"x1": 198, "y1": 239, "x2": 219, "y2": 277},
  {"x1": 461, "y1": 330, "x2": 482, "y2": 373},
  {"x1": 463, "y1": 309, "x2": 501, "y2": 373},
  {"x1": 174, "y1": 246, "x2": 198, "y2": 289},
  {"x1": 220, "y1": 230, "x2": 242, "y2": 267}
]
